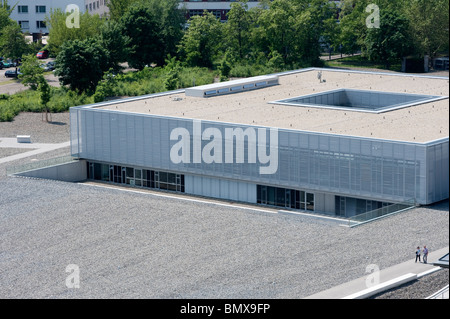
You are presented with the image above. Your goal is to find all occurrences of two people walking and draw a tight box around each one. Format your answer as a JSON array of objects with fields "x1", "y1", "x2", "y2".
[{"x1": 415, "y1": 245, "x2": 429, "y2": 263}]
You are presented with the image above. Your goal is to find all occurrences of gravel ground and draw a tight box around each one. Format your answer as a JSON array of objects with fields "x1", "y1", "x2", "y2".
[
  {"x1": 370, "y1": 268, "x2": 449, "y2": 299},
  {"x1": 0, "y1": 112, "x2": 70, "y2": 144},
  {"x1": 0, "y1": 148, "x2": 36, "y2": 159},
  {"x1": 0, "y1": 176, "x2": 448, "y2": 299}
]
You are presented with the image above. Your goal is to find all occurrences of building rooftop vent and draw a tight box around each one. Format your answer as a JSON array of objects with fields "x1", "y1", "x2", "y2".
[{"x1": 185, "y1": 75, "x2": 279, "y2": 98}]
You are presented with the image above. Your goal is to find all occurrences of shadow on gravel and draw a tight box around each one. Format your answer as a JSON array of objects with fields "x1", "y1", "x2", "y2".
[{"x1": 47, "y1": 121, "x2": 67, "y2": 126}]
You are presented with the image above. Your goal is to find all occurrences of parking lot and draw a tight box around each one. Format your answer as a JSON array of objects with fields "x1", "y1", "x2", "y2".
[{"x1": 0, "y1": 58, "x2": 59, "y2": 95}]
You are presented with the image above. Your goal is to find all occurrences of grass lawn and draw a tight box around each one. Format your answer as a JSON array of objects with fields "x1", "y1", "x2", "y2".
[
  {"x1": 0, "y1": 80, "x2": 16, "y2": 86},
  {"x1": 324, "y1": 55, "x2": 402, "y2": 72}
]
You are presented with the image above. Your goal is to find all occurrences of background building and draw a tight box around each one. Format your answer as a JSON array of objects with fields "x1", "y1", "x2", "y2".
[
  {"x1": 9, "y1": 0, "x2": 85, "y2": 41},
  {"x1": 84, "y1": 0, "x2": 109, "y2": 17},
  {"x1": 84, "y1": 0, "x2": 267, "y2": 21}
]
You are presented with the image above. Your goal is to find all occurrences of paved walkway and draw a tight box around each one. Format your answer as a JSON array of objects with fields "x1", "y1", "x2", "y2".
[
  {"x1": 305, "y1": 246, "x2": 449, "y2": 299},
  {"x1": 0, "y1": 137, "x2": 70, "y2": 165}
]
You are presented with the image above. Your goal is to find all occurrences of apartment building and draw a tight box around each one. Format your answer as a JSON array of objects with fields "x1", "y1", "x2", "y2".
[
  {"x1": 9, "y1": 0, "x2": 85, "y2": 40},
  {"x1": 84, "y1": 0, "x2": 265, "y2": 21}
]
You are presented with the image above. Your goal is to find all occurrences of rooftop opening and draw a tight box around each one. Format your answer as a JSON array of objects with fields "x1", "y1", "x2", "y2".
[{"x1": 271, "y1": 88, "x2": 447, "y2": 113}]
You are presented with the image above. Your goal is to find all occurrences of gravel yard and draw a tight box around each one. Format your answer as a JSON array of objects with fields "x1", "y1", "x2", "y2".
[
  {"x1": 370, "y1": 268, "x2": 449, "y2": 299},
  {"x1": 0, "y1": 176, "x2": 448, "y2": 299},
  {"x1": 0, "y1": 112, "x2": 70, "y2": 144},
  {"x1": 0, "y1": 147, "x2": 36, "y2": 159}
]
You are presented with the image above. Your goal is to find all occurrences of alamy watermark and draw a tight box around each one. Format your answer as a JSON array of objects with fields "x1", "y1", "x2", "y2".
[
  {"x1": 65, "y1": 4, "x2": 80, "y2": 29},
  {"x1": 170, "y1": 120, "x2": 279, "y2": 175},
  {"x1": 365, "y1": 264, "x2": 380, "y2": 288},
  {"x1": 366, "y1": 4, "x2": 380, "y2": 29},
  {"x1": 65, "y1": 264, "x2": 80, "y2": 289}
]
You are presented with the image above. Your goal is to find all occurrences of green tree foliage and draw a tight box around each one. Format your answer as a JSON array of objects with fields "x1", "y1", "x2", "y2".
[
  {"x1": 163, "y1": 56, "x2": 181, "y2": 91},
  {"x1": 251, "y1": 0, "x2": 333, "y2": 67},
  {"x1": 0, "y1": 23, "x2": 29, "y2": 60},
  {"x1": 364, "y1": 9, "x2": 413, "y2": 69},
  {"x1": 178, "y1": 11, "x2": 223, "y2": 68},
  {"x1": 18, "y1": 54, "x2": 44, "y2": 90},
  {"x1": 93, "y1": 68, "x2": 117, "y2": 103},
  {"x1": 98, "y1": 20, "x2": 132, "y2": 73},
  {"x1": 105, "y1": 0, "x2": 137, "y2": 21},
  {"x1": 55, "y1": 38, "x2": 109, "y2": 92},
  {"x1": 225, "y1": 0, "x2": 253, "y2": 61},
  {"x1": 45, "y1": 9, "x2": 104, "y2": 55},
  {"x1": 37, "y1": 76, "x2": 51, "y2": 122},
  {"x1": 405, "y1": 0, "x2": 449, "y2": 59},
  {"x1": 0, "y1": 2, "x2": 14, "y2": 31},
  {"x1": 121, "y1": 0, "x2": 184, "y2": 69}
]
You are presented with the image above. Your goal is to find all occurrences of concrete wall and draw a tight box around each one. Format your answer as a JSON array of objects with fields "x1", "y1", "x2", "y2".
[{"x1": 17, "y1": 160, "x2": 87, "y2": 182}]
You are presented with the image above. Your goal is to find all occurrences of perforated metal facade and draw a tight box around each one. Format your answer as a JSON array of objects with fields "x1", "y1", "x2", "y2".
[{"x1": 70, "y1": 106, "x2": 449, "y2": 207}]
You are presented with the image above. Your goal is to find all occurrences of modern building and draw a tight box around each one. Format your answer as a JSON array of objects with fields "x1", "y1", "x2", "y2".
[
  {"x1": 84, "y1": 0, "x2": 109, "y2": 17},
  {"x1": 181, "y1": 0, "x2": 263, "y2": 22},
  {"x1": 9, "y1": 0, "x2": 85, "y2": 40},
  {"x1": 69, "y1": 68, "x2": 449, "y2": 218},
  {"x1": 84, "y1": 0, "x2": 267, "y2": 21}
]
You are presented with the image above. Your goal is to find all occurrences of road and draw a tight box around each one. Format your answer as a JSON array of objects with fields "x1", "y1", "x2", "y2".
[{"x1": 0, "y1": 58, "x2": 59, "y2": 95}]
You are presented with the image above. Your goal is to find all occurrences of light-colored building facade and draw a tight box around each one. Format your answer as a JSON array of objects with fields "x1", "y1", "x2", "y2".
[
  {"x1": 9, "y1": 0, "x2": 85, "y2": 39},
  {"x1": 84, "y1": 0, "x2": 109, "y2": 17},
  {"x1": 70, "y1": 68, "x2": 449, "y2": 218},
  {"x1": 84, "y1": 0, "x2": 266, "y2": 21}
]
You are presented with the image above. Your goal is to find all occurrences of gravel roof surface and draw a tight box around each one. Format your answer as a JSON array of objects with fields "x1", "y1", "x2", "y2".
[
  {"x1": 370, "y1": 268, "x2": 448, "y2": 299},
  {"x1": 0, "y1": 176, "x2": 448, "y2": 299},
  {"x1": 0, "y1": 148, "x2": 36, "y2": 159},
  {"x1": 0, "y1": 112, "x2": 70, "y2": 144}
]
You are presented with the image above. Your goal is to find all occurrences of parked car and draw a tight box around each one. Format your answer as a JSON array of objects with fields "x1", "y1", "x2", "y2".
[
  {"x1": 5, "y1": 68, "x2": 21, "y2": 78},
  {"x1": 1, "y1": 61, "x2": 12, "y2": 68},
  {"x1": 36, "y1": 50, "x2": 49, "y2": 59},
  {"x1": 44, "y1": 61, "x2": 55, "y2": 72}
]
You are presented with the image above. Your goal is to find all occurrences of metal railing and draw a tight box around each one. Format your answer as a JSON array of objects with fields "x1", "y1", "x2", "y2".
[
  {"x1": 426, "y1": 285, "x2": 449, "y2": 299},
  {"x1": 6, "y1": 155, "x2": 78, "y2": 176},
  {"x1": 346, "y1": 199, "x2": 416, "y2": 227}
]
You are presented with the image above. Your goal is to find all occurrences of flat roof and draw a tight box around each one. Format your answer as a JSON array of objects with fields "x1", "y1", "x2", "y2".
[{"x1": 97, "y1": 69, "x2": 449, "y2": 143}]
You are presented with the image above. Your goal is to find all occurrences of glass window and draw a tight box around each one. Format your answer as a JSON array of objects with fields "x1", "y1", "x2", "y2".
[
  {"x1": 306, "y1": 193, "x2": 314, "y2": 211},
  {"x1": 18, "y1": 21, "x2": 29, "y2": 29},
  {"x1": 36, "y1": 21, "x2": 46, "y2": 29},
  {"x1": 18, "y1": 6, "x2": 28, "y2": 13},
  {"x1": 101, "y1": 164, "x2": 109, "y2": 181},
  {"x1": 36, "y1": 6, "x2": 46, "y2": 13}
]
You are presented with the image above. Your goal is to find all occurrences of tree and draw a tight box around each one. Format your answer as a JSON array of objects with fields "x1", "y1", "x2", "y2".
[
  {"x1": 0, "y1": 1, "x2": 14, "y2": 31},
  {"x1": 45, "y1": 9, "x2": 104, "y2": 55},
  {"x1": 18, "y1": 54, "x2": 44, "y2": 90},
  {"x1": 121, "y1": 0, "x2": 184, "y2": 69},
  {"x1": 37, "y1": 76, "x2": 51, "y2": 122},
  {"x1": 55, "y1": 38, "x2": 109, "y2": 92},
  {"x1": 225, "y1": 0, "x2": 252, "y2": 61},
  {"x1": 0, "y1": 23, "x2": 29, "y2": 60},
  {"x1": 364, "y1": 10, "x2": 413, "y2": 69},
  {"x1": 98, "y1": 20, "x2": 132, "y2": 73},
  {"x1": 406, "y1": 0, "x2": 449, "y2": 60},
  {"x1": 105, "y1": 0, "x2": 137, "y2": 21},
  {"x1": 252, "y1": 0, "x2": 333, "y2": 67},
  {"x1": 178, "y1": 11, "x2": 223, "y2": 68},
  {"x1": 163, "y1": 56, "x2": 181, "y2": 90}
]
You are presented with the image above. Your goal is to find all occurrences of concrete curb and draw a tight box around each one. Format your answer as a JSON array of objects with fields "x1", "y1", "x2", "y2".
[{"x1": 341, "y1": 273, "x2": 418, "y2": 299}]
